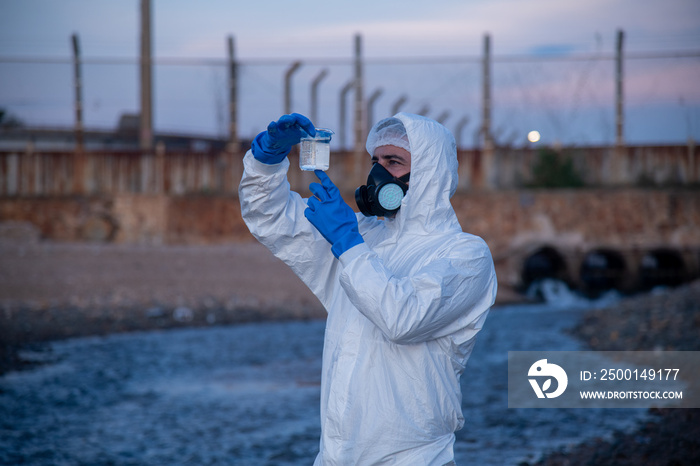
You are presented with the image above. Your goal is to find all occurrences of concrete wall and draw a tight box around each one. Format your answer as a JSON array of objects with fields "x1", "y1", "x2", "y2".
[
  {"x1": 2, "y1": 188, "x2": 699, "y2": 293},
  {"x1": 452, "y1": 189, "x2": 700, "y2": 292},
  {"x1": 2, "y1": 144, "x2": 698, "y2": 197}
]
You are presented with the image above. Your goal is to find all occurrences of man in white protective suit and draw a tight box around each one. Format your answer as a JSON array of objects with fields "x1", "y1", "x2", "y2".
[{"x1": 238, "y1": 112, "x2": 497, "y2": 465}]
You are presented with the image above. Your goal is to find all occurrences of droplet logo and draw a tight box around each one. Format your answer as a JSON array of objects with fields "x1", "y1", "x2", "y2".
[{"x1": 528, "y1": 359, "x2": 568, "y2": 398}]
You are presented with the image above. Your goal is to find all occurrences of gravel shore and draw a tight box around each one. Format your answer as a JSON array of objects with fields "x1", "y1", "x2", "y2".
[
  {"x1": 0, "y1": 239, "x2": 325, "y2": 373},
  {"x1": 533, "y1": 279, "x2": 700, "y2": 466},
  {"x1": 0, "y1": 238, "x2": 523, "y2": 372},
  {"x1": 1, "y1": 239, "x2": 699, "y2": 464}
]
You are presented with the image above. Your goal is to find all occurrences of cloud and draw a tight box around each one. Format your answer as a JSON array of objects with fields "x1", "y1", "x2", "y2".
[
  {"x1": 291, "y1": 0, "x2": 700, "y2": 57},
  {"x1": 146, "y1": 0, "x2": 699, "y2": 61}
]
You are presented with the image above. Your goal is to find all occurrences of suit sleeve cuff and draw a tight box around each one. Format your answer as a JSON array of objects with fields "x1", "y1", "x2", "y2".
[
  {"x1": 244, "y1": 150, "x2": 290, "y2": 176},
  {"x1": 338, "y1": 242, "x2": 370, "y2": 266}
]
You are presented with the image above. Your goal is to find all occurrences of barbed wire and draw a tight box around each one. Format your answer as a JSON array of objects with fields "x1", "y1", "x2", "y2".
[
  {"x1": 1, "y1": 50, "x2": 698, "y2": 66},
  {"x1": 1, "y1": 48, "x2": 698, "y2": 145}
]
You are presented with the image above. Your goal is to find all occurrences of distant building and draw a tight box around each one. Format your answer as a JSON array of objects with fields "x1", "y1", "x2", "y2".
[{"x1": 0, "y1": 113, "x2": 245, "y2": 153}]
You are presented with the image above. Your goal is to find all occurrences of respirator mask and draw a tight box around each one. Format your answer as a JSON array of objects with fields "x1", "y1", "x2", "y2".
[
  {"x1": 359, "y1": 116, "x2": 411, "y2": 217},
  {"x1": 355, "y1": 163, "x2": 410, "y2": 218}
]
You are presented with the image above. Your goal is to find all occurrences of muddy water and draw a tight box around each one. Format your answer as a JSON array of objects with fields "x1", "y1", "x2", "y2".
[{"x1": 1, "y1": 296, "x2": 646, "y2": 465}]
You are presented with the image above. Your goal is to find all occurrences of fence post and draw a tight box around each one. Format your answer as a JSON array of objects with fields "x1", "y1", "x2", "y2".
[
  {"x1": 481, "y1": 33, "x2": 495, "y2": 189},
  {"x1": 284, "y1": 61, "x2": 302, "y2": 115},
  {"x1": 339, "y1": 80, "x2": 355, "y2": 150},
  {"x1": 5, "y1": 153, "x2": 19, "y2": 195},
  {"x1": 689, "y1": 138, "x2": 697, "y2": 184},
  {"x1": 311, "y1": 68, "x2": 329, "y2": 125},
  {"x1": 21, "y1": 143, "x2": 34, "y2": 195},
  {"x1": 391, "y1": 94, "x2": 408, "y2": 115},
  {"x1": 612, "y1": 29, "x2": 626, "y2": 185},
  {"x1": 436, "y1": 110, "x2": 450, "y2": 125},
  {"x1": 71, "y1": 34, "x2": 84, "y2": 154},
  {"x1": 615, "y1": 29, "x2": 625, "y2": 149},
  {"x1": 155, "y1": 141, "x2": 165, "y2": 193},
  {"x1": 455, "y1": 116, "x2": 470, "y2": 149},
  {"x1": 72, "y1": 33, "x2": 86, "y2": 194},
  {"x1": 366, "y1": 88, "x2": 383, "y2": 135},
  {"x1": 227, "y1": 35, "x2": 239, "y2": 153},
  {"x1": 482, "y1": 33, "x2": 493, "y2": 152},
  {"x1": 353, "y1": 34, "x2": 364, "y2": 181},
  {"x1": 140, "y1": 0, "x2": 153, "y2": 152}
]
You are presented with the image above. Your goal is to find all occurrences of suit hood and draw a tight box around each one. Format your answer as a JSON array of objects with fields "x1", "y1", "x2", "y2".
[{"x1": 360, "y1": 112, "x2": 462, "y2": 237}]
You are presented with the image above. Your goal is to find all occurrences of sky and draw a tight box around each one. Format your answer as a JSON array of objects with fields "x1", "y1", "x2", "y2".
[{"x1": 1, "y1": 0, "x2": 699, "y2": 146}]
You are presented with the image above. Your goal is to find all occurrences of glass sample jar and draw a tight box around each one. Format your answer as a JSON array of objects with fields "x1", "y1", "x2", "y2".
[{"x1": 300, "y1": 128, "x2": 334, "y2": 171}]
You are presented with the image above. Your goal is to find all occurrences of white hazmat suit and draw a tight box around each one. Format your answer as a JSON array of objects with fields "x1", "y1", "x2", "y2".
[{"x1": 239, "y1": 112, "x2": 497, "y2": 465}]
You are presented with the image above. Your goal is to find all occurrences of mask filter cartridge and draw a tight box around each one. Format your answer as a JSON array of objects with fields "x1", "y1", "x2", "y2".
[{"x1": 355, "y1": 163, "x2": 410, "y2": 218}]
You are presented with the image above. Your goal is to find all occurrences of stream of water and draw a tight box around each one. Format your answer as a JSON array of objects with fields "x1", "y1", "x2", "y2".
[{"x1": 1, "y1": 283, "x2": 647, "y2": 465}]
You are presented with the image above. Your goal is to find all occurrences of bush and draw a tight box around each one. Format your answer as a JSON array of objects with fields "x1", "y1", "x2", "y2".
[{"x1": 529, "y1": 148, "x2": 584, "y2": 188}]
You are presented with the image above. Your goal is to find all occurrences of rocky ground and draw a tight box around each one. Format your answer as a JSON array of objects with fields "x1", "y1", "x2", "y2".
[
  {"x1": 532, "y1": 279, "x2": 700, "y2": 466},
  {"x1": 1, "y1": 238, "x2": 699, "y2": 464}
]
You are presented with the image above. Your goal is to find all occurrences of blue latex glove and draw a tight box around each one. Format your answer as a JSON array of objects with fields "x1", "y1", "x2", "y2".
[
  {"x1": 251, "y1": 113, "x2": 316, "y2": 164},
  {"x1": 305, "y1": 170, "x2": 364, "y2": 259}
]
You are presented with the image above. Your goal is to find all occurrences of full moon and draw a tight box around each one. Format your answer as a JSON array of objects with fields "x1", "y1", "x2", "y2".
[{"x1": 528, "y1": 131, "x2": 541, "y2": 143}]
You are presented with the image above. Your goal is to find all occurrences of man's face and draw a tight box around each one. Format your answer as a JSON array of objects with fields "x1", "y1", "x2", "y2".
[{"x1": 371, "y1": 145, "x2": 411, "y2": 180}]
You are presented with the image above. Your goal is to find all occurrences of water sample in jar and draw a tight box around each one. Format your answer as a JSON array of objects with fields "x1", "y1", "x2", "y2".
[{"x1": 300, "y1": 128, "x2": 334, "y2": 171}]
